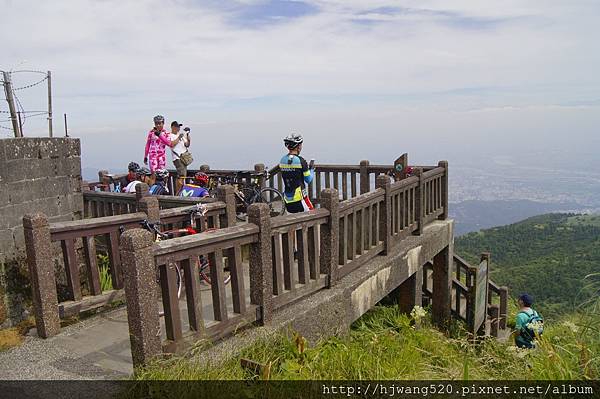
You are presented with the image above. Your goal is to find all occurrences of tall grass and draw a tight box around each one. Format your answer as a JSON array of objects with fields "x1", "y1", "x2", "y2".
[
  {"x1": 97, "y1": 254, "x2": 113, "y2": 292},
  {"x1": 133, "y1": 303, "x2": 600, "y2": 382}
]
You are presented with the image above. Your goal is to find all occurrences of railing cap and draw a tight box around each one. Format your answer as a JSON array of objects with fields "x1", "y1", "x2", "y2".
[
  {"x1": 23, "y1": 213, "x2": 49, "y2": 229},
  {"x1": 120, "y1": 228, "x2": 154, "y2": 251}
]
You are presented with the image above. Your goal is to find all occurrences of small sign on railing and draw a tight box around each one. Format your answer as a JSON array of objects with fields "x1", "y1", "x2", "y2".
[{"x1": 469, "y1": 254, "x2": 490, "y2": 334}]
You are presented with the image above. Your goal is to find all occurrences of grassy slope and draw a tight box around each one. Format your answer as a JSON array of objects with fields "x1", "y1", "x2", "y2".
[
  {"x1": 131, "y1": 304, "x2": 599, "y2": 389},
  {"x1": 455, "y1": 213, "x2": 600, "y2": 317}
]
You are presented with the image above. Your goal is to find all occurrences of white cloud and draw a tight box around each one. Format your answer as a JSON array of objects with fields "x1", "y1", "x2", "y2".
[{"x1": 1, "y1": 0, "x2": 598, "y2": 169}]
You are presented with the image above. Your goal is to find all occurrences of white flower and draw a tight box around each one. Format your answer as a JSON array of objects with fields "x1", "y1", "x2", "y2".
[
  {"x1": 410, "y1": 305, "x2": 427, "y2": 321},
  {"x1": 526, "y1": 321, "x2": 544, "y2": 334},
  {"x1": 562, "y1": 321, "x2": 579, "y2": 333}
]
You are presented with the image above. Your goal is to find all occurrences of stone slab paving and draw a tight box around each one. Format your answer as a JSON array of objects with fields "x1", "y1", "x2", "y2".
[{"x1": 0, "y1": 275, "x2": 249, "y2": 380}]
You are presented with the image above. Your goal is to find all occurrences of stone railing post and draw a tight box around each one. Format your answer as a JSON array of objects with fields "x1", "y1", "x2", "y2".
[
  {"x1": 359, "y1": 160, "x2": 370, "y2": 194},
  {"x1": 489, "y1": 304, "x2": 500, "y2": 338},
  {"x1": 254, "y1": 163, "x2": 266, "y2": 190},
  {"x1": 432, "y1": 244, "x2": 453, "y2": 329},
  {"x1": 120, "y1": 228, "x2": 161, "y2": 368},
  {"x1": 320, "y1": 189, "x2": 339, "y2": 287},
  {"x1": 135, "y1": 182, "x2": 150, "y2": 202},
  {"x1": 248, "y1": 203, "x2": 273, "y2": 325},
  {"x1": 499, "y1": 286, "x2": 508, "y2": 330},
  {"x1": 217, "y1": 185, "x2": 236, "y2": 228},
  {"x1": 375, "y1": 175, "x2": 392, "y2": 255},
  {"x1": 438, "y1": 160, "x2": 448, "y2": 220},
  {"x1": 23, "y1": 213, "x2": 60, "y2": 338},
  {"x1": 414, "y1": 168, "x2": 424, "y2": 235},
  {"x1": 137, "y1": 195, "x2": 160, "y2": 224}
]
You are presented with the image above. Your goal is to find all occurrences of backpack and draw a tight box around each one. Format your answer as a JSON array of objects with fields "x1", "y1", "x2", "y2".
[{"x1": 518, "y1": 310, "x2": 544, "y2": 343}]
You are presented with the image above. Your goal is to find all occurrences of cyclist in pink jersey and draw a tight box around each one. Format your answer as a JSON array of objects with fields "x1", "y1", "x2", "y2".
[{"x1": 144, "y1": 115, "x2": 183, "y2": 172}]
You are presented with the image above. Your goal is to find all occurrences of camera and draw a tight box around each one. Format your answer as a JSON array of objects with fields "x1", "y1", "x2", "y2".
[{"x1": 183, "y1": 127, "x2": 190, "y2": 132}]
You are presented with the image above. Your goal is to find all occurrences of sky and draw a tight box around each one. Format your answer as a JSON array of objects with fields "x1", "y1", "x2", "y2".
[{"x1": 1, "y1": 0, "x2": 599, "y2": 174}]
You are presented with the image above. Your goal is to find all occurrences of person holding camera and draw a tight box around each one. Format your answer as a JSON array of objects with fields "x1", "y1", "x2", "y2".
[
  {"x1": 144, "y1": 115, "x2": 183, "y2": 173},
  {"x1": 169, "y1": 121, "x2": 192, "y2": 194}
]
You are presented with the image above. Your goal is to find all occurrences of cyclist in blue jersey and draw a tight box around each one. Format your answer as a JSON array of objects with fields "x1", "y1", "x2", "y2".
[
  {"x1": 178, "y1": 172, "x2": 209, "y2": 197},
  {"x1": 149, "y1": 169, "x2": 170, "y2": 195},
  {"x1": 280, "y1": 133, "x2": 315, "y2": 213}
]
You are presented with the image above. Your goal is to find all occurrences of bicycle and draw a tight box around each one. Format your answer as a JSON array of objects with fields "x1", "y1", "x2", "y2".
[{"x1": 140, "y1": 204, "x2": 232, "y2": 305}]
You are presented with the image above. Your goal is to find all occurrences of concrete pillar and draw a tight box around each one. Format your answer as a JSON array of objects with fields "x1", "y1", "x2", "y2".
[
  {"x1": 359, "y1": 160, "x2": 370, "y2": 194},
  {"x1": 217, "y1": 185, "x2": 236, "y2": 228},
  {"x1": 375, "y1": 175, "x2": 392, "y2": 255},
  {"x1": 320, "y1": 189, "x2": 339, "y2": 287},
  {"x1": 489, "y1": 304, "x2": 500, "y2": 337},
  {"x1": 499, "y1": 286, "x2": 508, "y2": 330},
  {"x1": 135, "y1": 182, "x2": 150, "y2": 202},
  {"x1": 438, "y1": 160, "x2": 448, "y2": 220},
  {"x1": 137, "y1": 195, "x2": 160, "y2": 224},
  {"x1": 394, "y1": 269, "x2": 423, "y2": 315},
  {"x1": 23, "y1": 213, "x2": 60, "y2": 338},
  {"x1": 254, "y1": 163, "x2": 266, "y2": 190},
  {"x1": 119, "y1": 228, "x2": 161, "y2": 368},
  {"x1": 248, "y1": 203, "x2": 273, "y2": 325},
  {"x1": 432, "y1": 244, "x2": 453, "y2": 328},
  {"x1": 414, "y1": 168, "x2": 424, "y2": 235}
]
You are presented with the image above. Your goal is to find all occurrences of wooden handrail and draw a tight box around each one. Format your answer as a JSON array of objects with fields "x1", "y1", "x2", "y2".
[
  {"x1": 390, "y1": 175, "x2": 418, "y2": 193},
  {"x1": 154, "y1": 224, "x2": 259, "y2": 259},
  {"x1": 270, "y1": 208, "x2": 329, "y2": 229},
  {"x1": 422, "y1": 166, "x2": 445, "y2": 180},
  {"x1": 50, "y1": 212, "x2": 146, "y2": 240},
  {"x1": 339, "y1": 188, "x2": 384, "y2": 213}
]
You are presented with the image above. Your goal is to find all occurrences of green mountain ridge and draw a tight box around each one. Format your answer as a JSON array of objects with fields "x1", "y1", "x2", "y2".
[{"x1": 456, "y1": 213, "x2": 600, "y2": 318}]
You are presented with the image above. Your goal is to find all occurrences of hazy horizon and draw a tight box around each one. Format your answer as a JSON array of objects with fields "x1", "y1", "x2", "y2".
[{"x1": 2, "y1": 1, "x2": 599, "y2": 176}]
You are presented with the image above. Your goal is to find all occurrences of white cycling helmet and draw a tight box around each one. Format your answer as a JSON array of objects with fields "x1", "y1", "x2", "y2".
[{"x1": 284, "y1": 132, "x2": 303, "y2": 149}]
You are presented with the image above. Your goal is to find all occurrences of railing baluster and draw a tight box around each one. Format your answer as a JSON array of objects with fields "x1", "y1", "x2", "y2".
[
  {"x1": 347, "y1": 212, "x2": 355, "y2": 261},
  {"x1": 333, "y1": 172, "x2": 339, "y2": 193},
  {"x1": 272, "y1": 234, "x2": 284, "y2": 295},
  {"x1": 325, "y1": 172, "x2": 331, "y2": 189},
  {"x1": 351, "y1": 172, "x2": 357, "y2": 198},
  {"x1": 82, "y1": 236, "x2": 102, "y2": 295},
  {"x1": 342, "y1": 172, "x2": 348, "y2": 201},
  {"x1": 339, "y1": 215, "x2": 348, "y2": 265},
  {"x1": 106, "y1": 231, "x2": 123, "y2": 289},
  {"x1": 159, "y1": 261, "x2": 183, "y2": 341},
  {"x1": 209, "y1": 250, "x2": 228, "y2": 321},
  {"x1": 182, "y1": 257, "x2": 203, "y2": 332},
  {"x1": 61, "y1": 238, "x2": 82, "y2": 301},
  {"x1": 308, "y1": 225, "x2": 319, "y2": 281},
  {"x1": 357, "y1": 208, "x2": 364, "y2": 256},
  {"x1": 228, "y1": 246, "x2": 246, "y2": 314},
  {"x1": 282, "y1": 231, "x2": 295, "y2": 291},
  {"x1": 297, "y1": 228, "x2": 310, "y2": 284},
  {"x1": 367, "y1": 203, "x2": 373, "y2": 248},
  {"x1": 316, "y1": 172, "x2": 322, "y2": 203}
]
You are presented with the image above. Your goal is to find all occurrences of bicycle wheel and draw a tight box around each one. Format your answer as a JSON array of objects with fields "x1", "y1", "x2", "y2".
[
  {"x1": 260, "y1": 188, "x2": 286, "y2": 217},
  {"x1": 235, "y1": 187, "x2": 257, "y2": 221},
  {"x1": 158, "y1": 264, "x2": 183, "y2": 317},
  {"x1": 198, "y1": 255, "x2": 231, "y2": 285}
]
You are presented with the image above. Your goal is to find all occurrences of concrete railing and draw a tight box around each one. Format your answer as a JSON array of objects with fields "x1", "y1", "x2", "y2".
[
  {"x1": 423, "y1": 253, "x2": 508, "y2": 338},
  {"x1": 120, "y1": 160, "x2": 450, "y2": 367},
  {"x1": 22, "y1": 185, "x2": 235, "y2": 338}
]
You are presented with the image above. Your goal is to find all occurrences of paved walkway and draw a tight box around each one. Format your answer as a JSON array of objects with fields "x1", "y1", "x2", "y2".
[{"x1": 0, "y1": 276, "x2": 248, "y2": 380}]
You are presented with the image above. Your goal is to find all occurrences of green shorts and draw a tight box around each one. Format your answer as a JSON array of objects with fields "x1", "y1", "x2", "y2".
[{"x1": 173, "y1": 159, "x2": 187, "y2": 178}]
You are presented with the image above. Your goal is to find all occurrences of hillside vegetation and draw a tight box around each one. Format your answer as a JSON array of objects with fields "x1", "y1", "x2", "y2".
[
  {"x1": 130, "y1": 303, "x2": 599, "y2": 396},
  {"x1": 455, "y1": 213, "x2": 600, "y2": 317}
]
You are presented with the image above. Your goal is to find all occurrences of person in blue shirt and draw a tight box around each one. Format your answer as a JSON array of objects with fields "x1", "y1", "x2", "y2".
[
  {"x1": 178, "y1": 172, "x2": 210, "y2": 197},
  {"x1": 149, "y1": 169, "x2": 170, "y2": 195},
  {"x1": 279, "y1": 133, "x2": 315, "y2": 213},
  {"x1": 514, "y1": 293, "x2": 544, "y2": 349}
]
